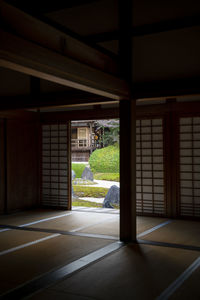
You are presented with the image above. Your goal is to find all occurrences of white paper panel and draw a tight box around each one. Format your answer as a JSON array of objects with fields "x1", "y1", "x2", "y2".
[
  {"x1": 136, "y1": 118, "x2": 165, "y2": 215},
  {"x1": 179, "y1": 117, "x2": 200, "y2": 217}
]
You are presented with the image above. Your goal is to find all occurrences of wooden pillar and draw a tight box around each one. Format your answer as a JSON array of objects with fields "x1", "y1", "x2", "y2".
[
  {"x1": 0, "y1": 119, "x2": 6, "y2": 214},
  {"x1": 30, "y1": 76, "x2": 40, "y2": 97},
  {"x1": 89, "y1": 122, "x2": 92, "y2": 149},
  {"x1": 120, "y1": 101, "x2": 136, "y2": 242},
  {"x1": 3, "y1": 119, "x2": 7, "y2": 214},
  {"x1": 67, "y1": 121, "x2": 72, "y2": 210},
  {"x1": 30, "y1": 76, "x2": 41, "y2": 208},
  {"x1": 119, "y1": 0, "x2": 136, "y2": 241}
]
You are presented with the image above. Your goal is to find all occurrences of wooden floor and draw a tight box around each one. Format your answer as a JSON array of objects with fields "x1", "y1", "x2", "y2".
[{"x1": 0, "y1": 209, "x2": 199, "y2": 299}]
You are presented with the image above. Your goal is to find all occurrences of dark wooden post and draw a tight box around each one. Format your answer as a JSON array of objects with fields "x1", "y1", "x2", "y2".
[
  {"x1": 30, "y1": 76, "x2": 41, "y2": 207},
  {"x1": 120, "y1": 101, "x2": 136, "y2": 242},
  {"x1": 67, "y1": 121, "x2": 72, "y2": 210},
  {"x1": 3, "y1": 119, "x2": 7, "y2": 214},
  {"x1": 30, "y1": 76, "x2": 40, "y2": 97},
  {"x1": 119, "y1": 0, "x2": 136, "y2": 241}
]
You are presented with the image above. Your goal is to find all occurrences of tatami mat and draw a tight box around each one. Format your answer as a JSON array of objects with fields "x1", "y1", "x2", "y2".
[
  {"x1": 0, "y1": 209, "x2": 70, "y2": 226},
  {"x1": 142, "y1": 219, "x2": 200, "y2": 247},
  {"x1": 1, "y1": 209, "x2": 199, "y2": 299},
  {"x1": 0, "y1": 234, "x2": 113, "y2": 294},
  {"x1": 30, "y1": 244, "x2": 200, "y2": 300},
  {"x1": 0, "y1": 230, "x2": 54, "y2": 252}
]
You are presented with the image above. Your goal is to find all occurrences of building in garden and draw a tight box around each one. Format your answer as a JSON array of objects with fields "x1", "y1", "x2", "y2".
[
  {"x1": 71, "y1": 119, "x2": 119, "y2": 161},
  {"x1": 71, "y1": 120, "x2": 102, "y2": 161}
]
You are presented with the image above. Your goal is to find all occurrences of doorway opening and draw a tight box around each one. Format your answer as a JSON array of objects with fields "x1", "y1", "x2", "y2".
[{"x1": 71, "y1": 119, "x2": 120, "y2": 213}]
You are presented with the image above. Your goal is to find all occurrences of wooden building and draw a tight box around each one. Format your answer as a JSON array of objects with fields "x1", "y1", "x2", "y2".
[
  {"x1": 71, "y1": 120, "x2": 101, "y2": 162},
  {"x1": 0, "y1": 0, "x2": 200, "y2": 299}
]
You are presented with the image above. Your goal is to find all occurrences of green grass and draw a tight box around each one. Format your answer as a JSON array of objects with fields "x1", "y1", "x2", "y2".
[
  {"x1": 94, "y1": 172, "x2": 119, "y2": 182},
  {"x1": 72, "y1": 199, "x2": 119, "y2": 209},
  {"x1": 72, "y1": 163, "x2": 87, "y2": 178},
  {"x1": 111, "y1": 204, "x2": 120, "y2": 209},
  {"x1": 89, "y1": 144, "x2": 119, "y2": 173},
  {"x1": 72, "y1": 199, "x2": 102, "y2": 208},
  {"x1": 73, "y1": 186, "x2": 108, "y2": 198}
]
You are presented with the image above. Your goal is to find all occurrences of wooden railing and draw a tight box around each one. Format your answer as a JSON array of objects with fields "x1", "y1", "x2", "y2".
[{"x1": 72, "y1": 139, "x2": 97, "y2": 148}]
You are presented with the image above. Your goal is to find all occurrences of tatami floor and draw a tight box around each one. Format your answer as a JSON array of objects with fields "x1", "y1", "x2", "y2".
[{"x1": 0, "y1": 208, "x2": 199, "y2": 299}]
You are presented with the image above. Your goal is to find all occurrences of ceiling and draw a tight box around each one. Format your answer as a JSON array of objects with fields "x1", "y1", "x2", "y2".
[
  {"x1": 1, "y1": 0, "x2": 200, "y2": 108},
  {"x1": 4, "y1": 0, "x2": 200, "y2": 83}
]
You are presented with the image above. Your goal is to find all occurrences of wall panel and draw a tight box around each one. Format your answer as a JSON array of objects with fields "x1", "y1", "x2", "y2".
[
  {"x1": 136, "y1": 118, "x2": 166, "y2": 216},
  {"x1": 7, "y1": 120, "x2": 38, "y2": 211},
  {"x1": 41, "y1": 123, "x2": 70, "y2": 208},
  {"x1": 179, "y1": 116, "x2": 200, "y2": 217}
]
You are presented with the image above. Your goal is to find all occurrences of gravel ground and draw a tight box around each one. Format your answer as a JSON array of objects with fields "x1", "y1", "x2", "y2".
[
  {"x1": 81, "y1": 180, "x2": 119, "y2": 188},
  {"x1": 80, "y1": 197, "x2": 105, "y2": 203},
  {"x1": 75, "y1": 180, "x2": 119, "y2": 204}
]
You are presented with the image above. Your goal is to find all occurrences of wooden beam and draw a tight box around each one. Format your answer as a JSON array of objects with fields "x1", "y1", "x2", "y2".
[
  {"x1": 0, "y1": 1, "x2": 118, "y2": 75},
  {"x1": 0, "y1": 91, "x2": 118, "y2": 110},
  {"x1": 5, "y1": 0, "x2": 99, "y2": 14},
  {"x1": 0, "y1": 110, "x2": 38, "y2": 120},
  {"x1": 120, "y1": 100, "x2": 136, "y2": 242},
  {"x1": 0, "y1": 29, "x2": 128, "y2": 101},
  {"x1": 133, "y1": 77, "x2": 200, "y2": 99},
  {"x1": 3, "y1": 119, "x2": 7, "y2": 213},
  {"x1": 87, "y1": 15, "x2": 200, "y2": 43},
  {"x1": 0, "y1": 120, "x2": 6, "y2": 213},
  {"x1": 40, "y1": 107, "x2": 119, "y2": 122},
  {"x1": 136, "y1": 100, "x2": 200, "y2": 117},
  {"x1": 119, "y1": 0, "x2": 136, "y2": 242},
  {"x1": 67, "y1": 121, "x2": 72, "y2": 211}
]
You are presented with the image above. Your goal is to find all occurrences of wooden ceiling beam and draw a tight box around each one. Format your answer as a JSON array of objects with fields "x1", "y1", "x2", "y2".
[
  {"x1": 87, "y1": 15, "x2": 200, "y2": 43},
  {"x1": 40, "y1": 107, "x2": 119, "y2": 122},
  {"x1": 0, "y1": 1, "x2": 118, "y2": 74},
  {"x1": 0, "y1": 91, "x2": 118, "y2": 111},
  {"x1": 132, "y1": 77, "x2": 200, "y2": 99},
  {"x1": 0, "y1": 29, "x2": 128, "y2": 101},
  {"x1": 5, "y1": 0, "x2": 99, "y2": 14},
  {"x1": 0, "y1": 109, "x2": 38, "y2": 120}
]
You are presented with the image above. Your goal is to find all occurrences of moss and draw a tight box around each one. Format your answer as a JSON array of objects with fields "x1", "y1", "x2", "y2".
[
  {"x1": 89, "y1": 144, "x2": 119, "y2": 173},
  {"x1": 72, "y1": 199, "x2": 102, "y2": 208},
  {"x1": 73, "y1": 186, "x2": 108, "y2": 198},
  {"x1": 94, "y1": 173, "x2": 119, "y2": 182},
  {"x1": 72, "y1": 199, "x2": 119, "y2": 209}
]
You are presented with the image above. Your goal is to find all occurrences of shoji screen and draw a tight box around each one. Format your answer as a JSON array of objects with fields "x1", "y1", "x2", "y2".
[
  {"x1": 41, "y1": 123, "x2": 70, "y2": 208},
  {"x1": 179, "y1": 117, "x2": 200, "y2": 217},
  {"x1": 136, "y1": 118, "x2": 166, "y2": 216}
]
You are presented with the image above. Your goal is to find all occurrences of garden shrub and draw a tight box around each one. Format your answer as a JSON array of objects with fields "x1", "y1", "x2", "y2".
[
  {"x1": 72, "y1": 163, "x2": 87, "y2": 178},
  {"x1": 89, "y1": 144, "x2": 119, "y2": 173}
]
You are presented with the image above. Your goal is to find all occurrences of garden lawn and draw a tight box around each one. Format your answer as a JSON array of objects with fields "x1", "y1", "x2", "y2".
[
  {"x1": 73, "y1": 186, "x2": 108, "y2": 198},
  {"x1": 94, "y1": 172, "x2": 119, "y2": 182},
  {"x1": 72, "y1": 199, "x2": 102, "y2": 208}
]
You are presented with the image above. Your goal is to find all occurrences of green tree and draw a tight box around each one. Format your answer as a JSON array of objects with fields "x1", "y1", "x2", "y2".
[{"x1": 95, "y1": 119, "x2": 119, "y2": 147}]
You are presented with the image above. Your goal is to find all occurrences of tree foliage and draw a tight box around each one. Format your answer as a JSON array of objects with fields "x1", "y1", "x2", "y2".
[{"x1": 95, "y1": 119, "x2": 119, "y2": 147}]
